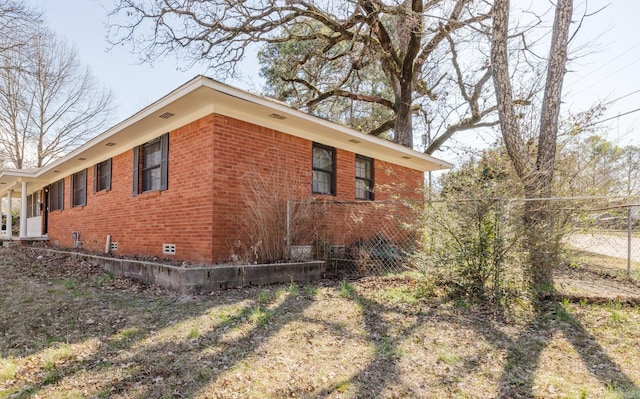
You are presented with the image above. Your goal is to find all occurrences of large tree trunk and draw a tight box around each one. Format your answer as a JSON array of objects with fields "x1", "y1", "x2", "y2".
[
  {"x1": 491, "y1": 0, "x2": 573, "y2": 296},
  {"x1": 395, "y1": 79, "x2": 414, "y2": 148},
  {"x1": 522, "y1": 179, "x2": 555, "y2": 294},
  {"x1": 391, "y1": 0, "x2": 422, "y2": 149}
]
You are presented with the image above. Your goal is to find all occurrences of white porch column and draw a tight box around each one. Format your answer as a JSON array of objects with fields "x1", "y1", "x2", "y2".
[
  {"x1": 6, "y1": 190, "x2": 12, "y2": 238},
  {"x1": 19, "y1": 181, "x2": 27, "y2": 239},
  {"x1": 1, "y1": 195, "x2": 5, "y2": 238}
]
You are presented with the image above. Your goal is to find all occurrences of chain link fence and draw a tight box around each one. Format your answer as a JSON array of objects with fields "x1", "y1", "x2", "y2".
[
  {"x1": 562, "y1": 202, "x2": 640, "y2": 279},
  {"x1": 500, "y1": 198, "x2": 640, "y2": 282},
  {"x1": 286, "y1": 198, "x2": 640, "y2": 282},
  {"x1": 285, "y1": 200, "x2": 423, "y2": 275}
]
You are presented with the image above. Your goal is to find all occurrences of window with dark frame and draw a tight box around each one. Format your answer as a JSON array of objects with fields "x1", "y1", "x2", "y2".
[
  {"x1": 94, "y1": 158, "x2": 112, "y2": 192},
  {"x1": 355, "y1": 155, "x2": 374, "y2": 200},
  {"x1": 50, "y1": 179, "x2": 64, "y2": 211},
  {"x1": 132, "y1": 133, "x2": 169, "y2": 196},
  {"x1": 312, "y1": 143, "x2": 335, "y2": 195},
  {"x1": 71, "y1": 169, "x2": 87, "y2": 207},
  {"x1": 143, "y1": 139, "x2": 162, "y2": 191}
]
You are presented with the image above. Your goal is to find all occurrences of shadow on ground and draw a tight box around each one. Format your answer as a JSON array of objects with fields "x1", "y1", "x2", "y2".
[{"x1": 1, "y1": 248, "x2": 639, "y2": 398}]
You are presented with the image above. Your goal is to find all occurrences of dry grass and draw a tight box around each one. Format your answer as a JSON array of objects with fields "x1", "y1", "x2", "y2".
[
  {"x1": 567, "y1": 249, "x2": 640, "y2": 281},
  {"x1": 1, "y1": 247, "x2": 640, "y2": 398}
]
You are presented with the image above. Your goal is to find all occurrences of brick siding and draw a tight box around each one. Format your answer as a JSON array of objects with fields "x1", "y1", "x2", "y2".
[{"x1": 45, "y1": 113, "x2": 424, "y2": 263}]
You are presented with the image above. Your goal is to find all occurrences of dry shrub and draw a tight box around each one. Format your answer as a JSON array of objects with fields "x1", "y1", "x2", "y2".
[{"x1": 233, "y1": 148, "x2": 324, "y2": 264}]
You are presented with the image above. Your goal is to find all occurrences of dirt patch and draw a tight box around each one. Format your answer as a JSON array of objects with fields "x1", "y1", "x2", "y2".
[{"x1": 1, "y1": 247, "x2": 640, "y2": 398}]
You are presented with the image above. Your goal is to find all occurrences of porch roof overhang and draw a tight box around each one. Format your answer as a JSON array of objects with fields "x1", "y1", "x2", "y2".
[
  {"x1": 0, "y1": 75, "x2": 453, "y2": 198},
  {"x1": 0, "y1": 169, "x2": 48, "y2": 198}
]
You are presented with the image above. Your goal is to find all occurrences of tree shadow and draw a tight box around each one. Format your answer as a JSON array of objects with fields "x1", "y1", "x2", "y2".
[
  {"x1": 322, "y1": 286, "x2": 640, "y2": 398},
  {"x1": 346, "y1": 294, "x2": 421, "y2": 397},
  {"x1": 0, "y1": 256, "x2": 186, "y2": 359},
  {"x1": 2, "y1": 282, "x2": 319, "y2": 398},
  {"x1": 495, "y1": 300, "x2": 639, "y2": 398},
  {"x1": 3, "y1": 247, "x2": 640, "y2": 398},
  {"x1": 272, "y1": 291, "x2": 426, "y2": 398},
  {"x1": 132, "y1": 288, "x2": 319, "y2": 398}
]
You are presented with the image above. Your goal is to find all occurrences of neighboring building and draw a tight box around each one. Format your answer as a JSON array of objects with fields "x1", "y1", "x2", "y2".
[{"x1": 0, "y1": 76, "x2": 451, "y2": 264}]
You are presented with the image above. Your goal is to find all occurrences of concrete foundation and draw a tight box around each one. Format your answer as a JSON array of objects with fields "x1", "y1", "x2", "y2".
[{"x1": 31, "y1": 248, "x2": 325, "y2": 293}]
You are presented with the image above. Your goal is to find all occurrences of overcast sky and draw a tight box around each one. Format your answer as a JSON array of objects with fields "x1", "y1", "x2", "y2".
[{"x1": 33, "y1": 0, "x2": 640, "y2": 159}]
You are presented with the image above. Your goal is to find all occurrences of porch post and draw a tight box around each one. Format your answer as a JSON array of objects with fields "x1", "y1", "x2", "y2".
[
  {"x1": 6, "y1": 190, "x2": 12, "y2": 238},
  {"x1": 20, "y1": 181, "x2": 27, "y2": 238},
  {"x1": 1, "y1": 195, "x2": 5, "y2": 238}
]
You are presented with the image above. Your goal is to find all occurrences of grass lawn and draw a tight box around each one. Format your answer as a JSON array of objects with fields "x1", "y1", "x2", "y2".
[
  {"x1": 1, "y1": 247, "x2": 640, "y2": 398},
  {"x1": 567, "y1": 248, "x2": 640, "y2": 281}
]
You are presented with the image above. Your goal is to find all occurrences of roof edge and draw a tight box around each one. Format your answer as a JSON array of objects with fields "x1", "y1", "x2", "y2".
[{"x1": 1, "y1": 75, "x2": 453, "y2": 185}]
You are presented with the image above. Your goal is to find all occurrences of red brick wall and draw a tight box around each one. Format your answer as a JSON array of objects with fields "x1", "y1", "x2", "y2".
[
  {"x1": 47, "y1": 115, "x2": 216, "y2": 263},
  {"x1": 305, "y1": 160, "x2": 425, "y2": 248},
  {"x1": 46, "y1": 113, "x2": 424, "y2": 263}
]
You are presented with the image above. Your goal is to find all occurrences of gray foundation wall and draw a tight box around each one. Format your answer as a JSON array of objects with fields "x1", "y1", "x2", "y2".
[{"x1": 34, "y1": 249, "x2": 325, "y2": 293}]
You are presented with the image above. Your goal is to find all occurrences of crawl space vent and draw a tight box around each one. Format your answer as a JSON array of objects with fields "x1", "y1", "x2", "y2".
[
  {"x1": 163, "y1": 244, "x2": 176, "y2": 255},
  {"x1": 110, "y1": 242, "x2": 118, "y2": 251}
]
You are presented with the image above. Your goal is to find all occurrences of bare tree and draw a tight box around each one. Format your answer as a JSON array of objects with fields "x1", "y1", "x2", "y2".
[
  {"x1": 29, "y1": 29, "x2": 114, "y2": 167},
  {"x1": 109, "y1": 0, "x2": 500, "y2": 150},
  {"x1": 491, "y1": 0, "x2": 574, "y2": 294},
  {"x1": 0, "y1": 49, "x2": 30, "y2": 168},
  {"x1": 0, "y1": 0, "x2": 40, "y2": 56},
  {"x1": 0, "y1": 1, "x2": 41, "y2": 169},
  {"x1": 621, "y1": 145, "x2": 640, "y2": 199},
  {"x1": 0, "y1": 27, "x2": 114, "y2": 168}
]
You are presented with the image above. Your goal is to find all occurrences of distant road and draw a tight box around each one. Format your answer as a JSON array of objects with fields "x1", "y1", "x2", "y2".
[{"x1": 567, "y1": 234, "x2": 640, "y2": 263}]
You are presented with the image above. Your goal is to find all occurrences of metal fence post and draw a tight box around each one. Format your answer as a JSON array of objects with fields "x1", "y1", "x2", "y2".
[
  {"x1": 286, "y1": 201, "x2": 291, "y2": 256},
  {"x1": 494, "y1": 198, "x2": 504, "y2": 300},
  {"x1": 628, "y1": 205, "x2": 632, "y2": 279}
]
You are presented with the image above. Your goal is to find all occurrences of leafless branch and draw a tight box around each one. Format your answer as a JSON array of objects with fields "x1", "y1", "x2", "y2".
[{"x1": 0, "y1": 25, "x2": 114, "y2": 168}]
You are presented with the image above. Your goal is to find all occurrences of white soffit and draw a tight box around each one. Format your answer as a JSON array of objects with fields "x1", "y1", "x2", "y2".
[
  {"x1": 0, "y1": 76, "x2": 453, "y2": 197},
  {"x1": 200, "y1": 78, "x2": 452, "y2": 172}
]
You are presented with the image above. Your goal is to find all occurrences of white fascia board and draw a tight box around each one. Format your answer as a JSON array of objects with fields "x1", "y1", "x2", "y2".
[
  {"x1": 0, "y1": 75, "x2": 453, "y2": 198},
  {"x1": 0, "y1": 170, "x2": 49, "y2": 197},
  {"x1": 200, "y1": 77, "x2": 453, "y2": 171},
  {"x1": 0, "y1": 76, "x2": 211, "y2": 196},
  {"x1": 38, "y1": 76, "x2": 209, "y2": 177}
]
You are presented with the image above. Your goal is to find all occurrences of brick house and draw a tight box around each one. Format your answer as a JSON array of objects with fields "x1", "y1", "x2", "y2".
[{"x1": 0, "y1": 76, "x2": 451, "y2": 264}]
